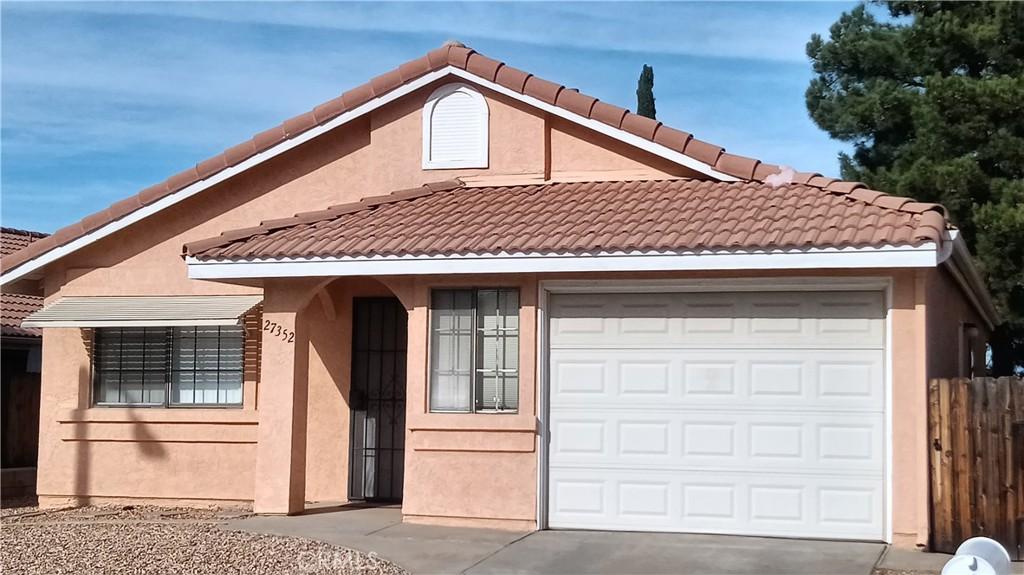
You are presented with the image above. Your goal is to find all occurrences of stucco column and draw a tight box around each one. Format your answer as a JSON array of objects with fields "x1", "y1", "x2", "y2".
[{"x1": 253, "y1": 280, "x2": 317, "y2": 514}]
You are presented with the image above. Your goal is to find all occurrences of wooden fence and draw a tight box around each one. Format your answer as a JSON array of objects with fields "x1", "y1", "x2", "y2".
[{"x1": 928, "y1": 377, "x2": 1024, "y2": 559}]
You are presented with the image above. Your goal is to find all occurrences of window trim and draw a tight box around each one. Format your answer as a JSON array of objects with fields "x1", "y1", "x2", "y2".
[
  {"x1": 428, "y1": 287, "x2": 520, "y2": 414},
  {"x1": 421, "y1": 82, "x2": 489, "y2": 170},
  {"x1": 91, "y1": 325, "x2": 246, "y2": 409}
]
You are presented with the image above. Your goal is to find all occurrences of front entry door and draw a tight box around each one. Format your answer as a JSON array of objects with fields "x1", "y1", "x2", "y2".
[{"x1": 348, "y1": 298, "x2": 407, "y2": 502}]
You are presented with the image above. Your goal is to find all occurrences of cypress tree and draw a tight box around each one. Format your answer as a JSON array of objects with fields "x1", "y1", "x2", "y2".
[{"x1": 636, "y1": 64, "x2": 656, "y2": 119}]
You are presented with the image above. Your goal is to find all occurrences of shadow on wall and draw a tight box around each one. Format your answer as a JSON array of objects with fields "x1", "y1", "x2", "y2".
[{"x1": 72, "y1": 364, "x2": 168, "y2": 503}]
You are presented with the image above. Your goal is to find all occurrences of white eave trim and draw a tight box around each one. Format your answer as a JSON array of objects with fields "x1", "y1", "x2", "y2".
[
  {"x1": 186, "y1": 244, "x2": 942, "y2": 280},
  {"x1": 0, "y1": 66, "x2": 733, "y2": 286}
]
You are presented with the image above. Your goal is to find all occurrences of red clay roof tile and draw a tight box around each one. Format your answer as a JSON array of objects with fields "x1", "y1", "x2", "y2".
[
  {"x1": 494, "y1": 65, "x2": 531, "y2": 93},
  {"x1": 466, "y1": 53, "x2": 503, "y2": 81},
  {"x1": 196, "y1": 155, "x2": 228, "y2": 180},
  {"x1": 1, "y1": 227, "x2": 48, "y2": 258},
  {"x1": 252, "y1": 126, "x2": 287, "y2": 152},
  {"x1": 138, "y1": 182, "x2": 173, "y2": 206},
  {"x1": 341, "y1": 83, "x2": 375, "y2": 110},
  {"x1": 555, "y1": 89, "x2": 598, "y2": 118},
  {"x1": 426, "y1": 46, "x2": 450, "y2": 68},
  {"x1": 683, "y1": 138, "x2": 724, "y2": 166},
  {"x1": 590, "y1": 101, "x2": 628, "y2": 128},
  {"x1": 752, "y1": 162, "x2": 781, "y2": 181},
  {"x1": 715, "y1": 153, "x2": 760, "y2": 179},
  {"x1": 447, "y1": 45, "x2": 474, "y2": 68},
  {"x1": 186, "y1": 178, "x2": 944, "y2": 261},
  {"x1": 523, "y1": 76, "x2": 563, "y2": 105},
  {"x1": 283, "y1": 112, "x2": 318, "y2": 137},
  {"x1": 398, "y1": 56, "x2": 433, "y2": 82},
  {"x1": 370, "y1": 69, "x2": 404, "y2": 96},
  {"x1": 620, "y1": 114, "x2": 661, "y2": 140},
  {"x1": 1, "y1": 292, "x2": 43, "y2": 337},
  {"x1": 652, "y1": 125, "x2": 692, "y2": 152},
  {"x1": 223, "y1": 141, "x2": 257, "y2": 167}
]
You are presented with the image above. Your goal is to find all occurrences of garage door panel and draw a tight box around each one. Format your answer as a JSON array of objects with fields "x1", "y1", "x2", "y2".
[
  {"x1": 549, "y1": 468, "x2": 884, "y2": 538},
  {"x1": 550, "y1": 291, "x2": 884, "y2": 349},
  {"x1": 551, "y1": 348, "x2": 884, "y2": 410},
  {"x1": 548, "y1": 291, "x2": 886, "y2": 540},
  {"x1": 551, "y1": 411, "x2": 883, "y2": 473}
]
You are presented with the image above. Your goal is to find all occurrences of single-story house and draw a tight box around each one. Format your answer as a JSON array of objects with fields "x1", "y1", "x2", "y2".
[
  {"x1": 0, "y1": 42, "x2": 997, "y2": 548},
  {"x1": 1, "y1": 227, "x2": 47, "y2": 498}
]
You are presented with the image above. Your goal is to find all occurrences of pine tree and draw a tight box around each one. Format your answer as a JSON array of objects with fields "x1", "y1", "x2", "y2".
[
  {"x1": 636, "y1": 64, "x2": 656, "y2": 120},
  {"x1": 806, "y1": 1, "x2": 1024, "y2": 374}
]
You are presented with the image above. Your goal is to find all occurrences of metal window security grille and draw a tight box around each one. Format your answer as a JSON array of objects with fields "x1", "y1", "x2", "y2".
[
  {"x1": 475, "y1": 289, "x2": 519, "y2": 412},
  {"x1": 349, "y1": 298, "x2": 407, "y2": 502},
  {"x1": 94, "y1": 327, "x2": 169, "y2": 405},
  {"x1": 93, "y1": 326, "x2": 244, "y2": 407},
  {"x1": 429, "y1": 288, "x2": 519, "y2": 413}
]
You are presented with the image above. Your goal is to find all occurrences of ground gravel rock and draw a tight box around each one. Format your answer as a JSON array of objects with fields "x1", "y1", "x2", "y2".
[{"x1": 2, "y1": 507, "x2": 406, "y2": 575}]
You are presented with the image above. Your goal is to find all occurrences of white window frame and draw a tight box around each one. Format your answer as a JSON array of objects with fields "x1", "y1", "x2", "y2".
[
  {"x1": 422, "y1": 82, "x2": 489, "y2": 169},
  {"x1": 428, "y1": 287, "x2": 520, "y2": 414}
]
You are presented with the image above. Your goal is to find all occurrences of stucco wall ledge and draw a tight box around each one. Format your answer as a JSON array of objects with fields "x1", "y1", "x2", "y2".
[{"x1": 57, "y1": 408, "x2": 258, "y2": 425}]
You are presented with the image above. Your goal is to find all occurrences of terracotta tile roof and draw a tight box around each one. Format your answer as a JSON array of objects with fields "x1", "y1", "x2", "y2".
[
  {"x1": 1, "y1": 293, "x2": 43, "y2": 338},
  {"x1": 2, "y1": 227, "x2": 49, "y2": 257},
  {"x1": 2, "y1": 41, "x2": 950, "y2": 277},
  {"x1": 184, "y1": 178, "x2": 945, "y2": 261},
  {"x1": 1, "y1": 229, "x2": 47, "y2": 337}
]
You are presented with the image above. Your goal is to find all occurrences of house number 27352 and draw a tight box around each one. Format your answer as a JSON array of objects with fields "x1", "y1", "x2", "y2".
[{"x1": 263, "y1": 320, "x2": 295, "y2": 343}]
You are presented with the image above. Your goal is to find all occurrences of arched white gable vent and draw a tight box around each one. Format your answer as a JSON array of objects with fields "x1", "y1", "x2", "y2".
[{"x1": 422, "y1": 83, "x2": 489, "y2": 169}]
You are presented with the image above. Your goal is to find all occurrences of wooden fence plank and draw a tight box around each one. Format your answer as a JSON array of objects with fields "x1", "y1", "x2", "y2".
[
  {"x1": 934, "y1": 378, "x2": 954, "y2": 548},
  {"x1": 929, "y1": 376, "x2": 1023, "y2": 560}
]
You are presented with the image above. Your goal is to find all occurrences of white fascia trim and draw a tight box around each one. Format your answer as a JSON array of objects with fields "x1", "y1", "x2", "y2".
[
  {"x1": 1, "y1": 66, "x2": 734, "y2": 287},
  {"x1": 186, "y1": 244, "x2": 941, "y2": 280}
]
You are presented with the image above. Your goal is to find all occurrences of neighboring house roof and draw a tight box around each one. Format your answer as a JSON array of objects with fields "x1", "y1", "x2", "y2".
[
  {"x1": 1, "y1": 293, "x2": 44, "y2": 338},
  {"x1": 184, "y1": 178, "x2": 946, "y2": 261},
  {"x1": 1, "y1": 228, "x2": 48, "y2": 337},
  {"x1": 0, "y1": 41, "x2": 949, "y2": 281},
  {"x1": 2, "y1": 227, "x2": 49, "y2": 257}
]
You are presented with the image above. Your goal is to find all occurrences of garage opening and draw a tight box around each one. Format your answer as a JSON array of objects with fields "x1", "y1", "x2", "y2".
[{"x1": 546, "y1": 290, "x2": 886, "y2": 541}]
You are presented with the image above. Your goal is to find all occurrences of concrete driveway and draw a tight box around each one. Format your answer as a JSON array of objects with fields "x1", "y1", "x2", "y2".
[{"x1": 226, "y1": 505, "x2": 887, "y2": 575}]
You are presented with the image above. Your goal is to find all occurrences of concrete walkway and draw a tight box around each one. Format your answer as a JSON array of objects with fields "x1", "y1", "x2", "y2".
[{"x1": 225, "y1": 505, "x2": 889, "y2": 575}]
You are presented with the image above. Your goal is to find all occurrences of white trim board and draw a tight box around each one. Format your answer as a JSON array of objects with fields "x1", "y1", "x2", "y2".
[
  {"x1": 186, "y1": 244, "x2": 943, "y2": 280},
  {"x1": 0, "y1": 65, "x2": 732, "y2": 286}
]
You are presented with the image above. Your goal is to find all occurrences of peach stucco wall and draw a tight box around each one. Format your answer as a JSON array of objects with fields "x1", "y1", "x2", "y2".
[
  {"x1": 25, "y1": 70, "x2": 989, "y2": 547},
  {"x1": 33, "y1": 76, "x2": 681, "y2": 509},
  {"x1": 925, "y1": 266, "x2": 990, "y2": 379}
]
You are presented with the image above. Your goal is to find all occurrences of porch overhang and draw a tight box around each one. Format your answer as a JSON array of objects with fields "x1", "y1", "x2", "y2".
[{"x1": 21, "y1": 295, "x2": 262, "y2": 328}]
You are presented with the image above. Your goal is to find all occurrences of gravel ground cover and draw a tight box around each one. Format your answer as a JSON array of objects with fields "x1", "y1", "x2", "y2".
[{"x1": 2, "y1": 505, "x2": 406, "y2": 575}]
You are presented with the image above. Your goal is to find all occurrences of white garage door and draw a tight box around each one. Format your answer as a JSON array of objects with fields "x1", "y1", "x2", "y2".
[{"x1": 547, "y1": 290, "x2": 886, "y2": 540}]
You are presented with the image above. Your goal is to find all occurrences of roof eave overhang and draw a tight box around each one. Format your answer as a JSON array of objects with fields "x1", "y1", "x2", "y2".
[
  {"x1": 0, "y1": 66, "x2": 735, "y2": 287},
  {"x1": 186, "y1": 243, "x2": 944, "y2": 280},
  {"x1": 938, "y1": 230, "x2": 1000, "y2": 330}
]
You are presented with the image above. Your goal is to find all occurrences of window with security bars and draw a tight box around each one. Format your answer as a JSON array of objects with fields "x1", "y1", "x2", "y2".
[
  {"x1": 93, "y1": 326, "x2": 244, "y2": 407},
  {"x1": 429, "y1": 288, "x2": 519, "y2": 413}
]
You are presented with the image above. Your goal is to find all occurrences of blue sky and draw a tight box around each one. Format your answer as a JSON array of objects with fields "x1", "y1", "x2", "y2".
[{"x1": 1, "y1": 1, "x2": 856, "y2": 233}]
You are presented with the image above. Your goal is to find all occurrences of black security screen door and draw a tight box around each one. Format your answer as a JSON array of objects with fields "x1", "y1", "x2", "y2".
[{"x1": 349, "y1": 298, "x2": 407, "y2": 502}]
